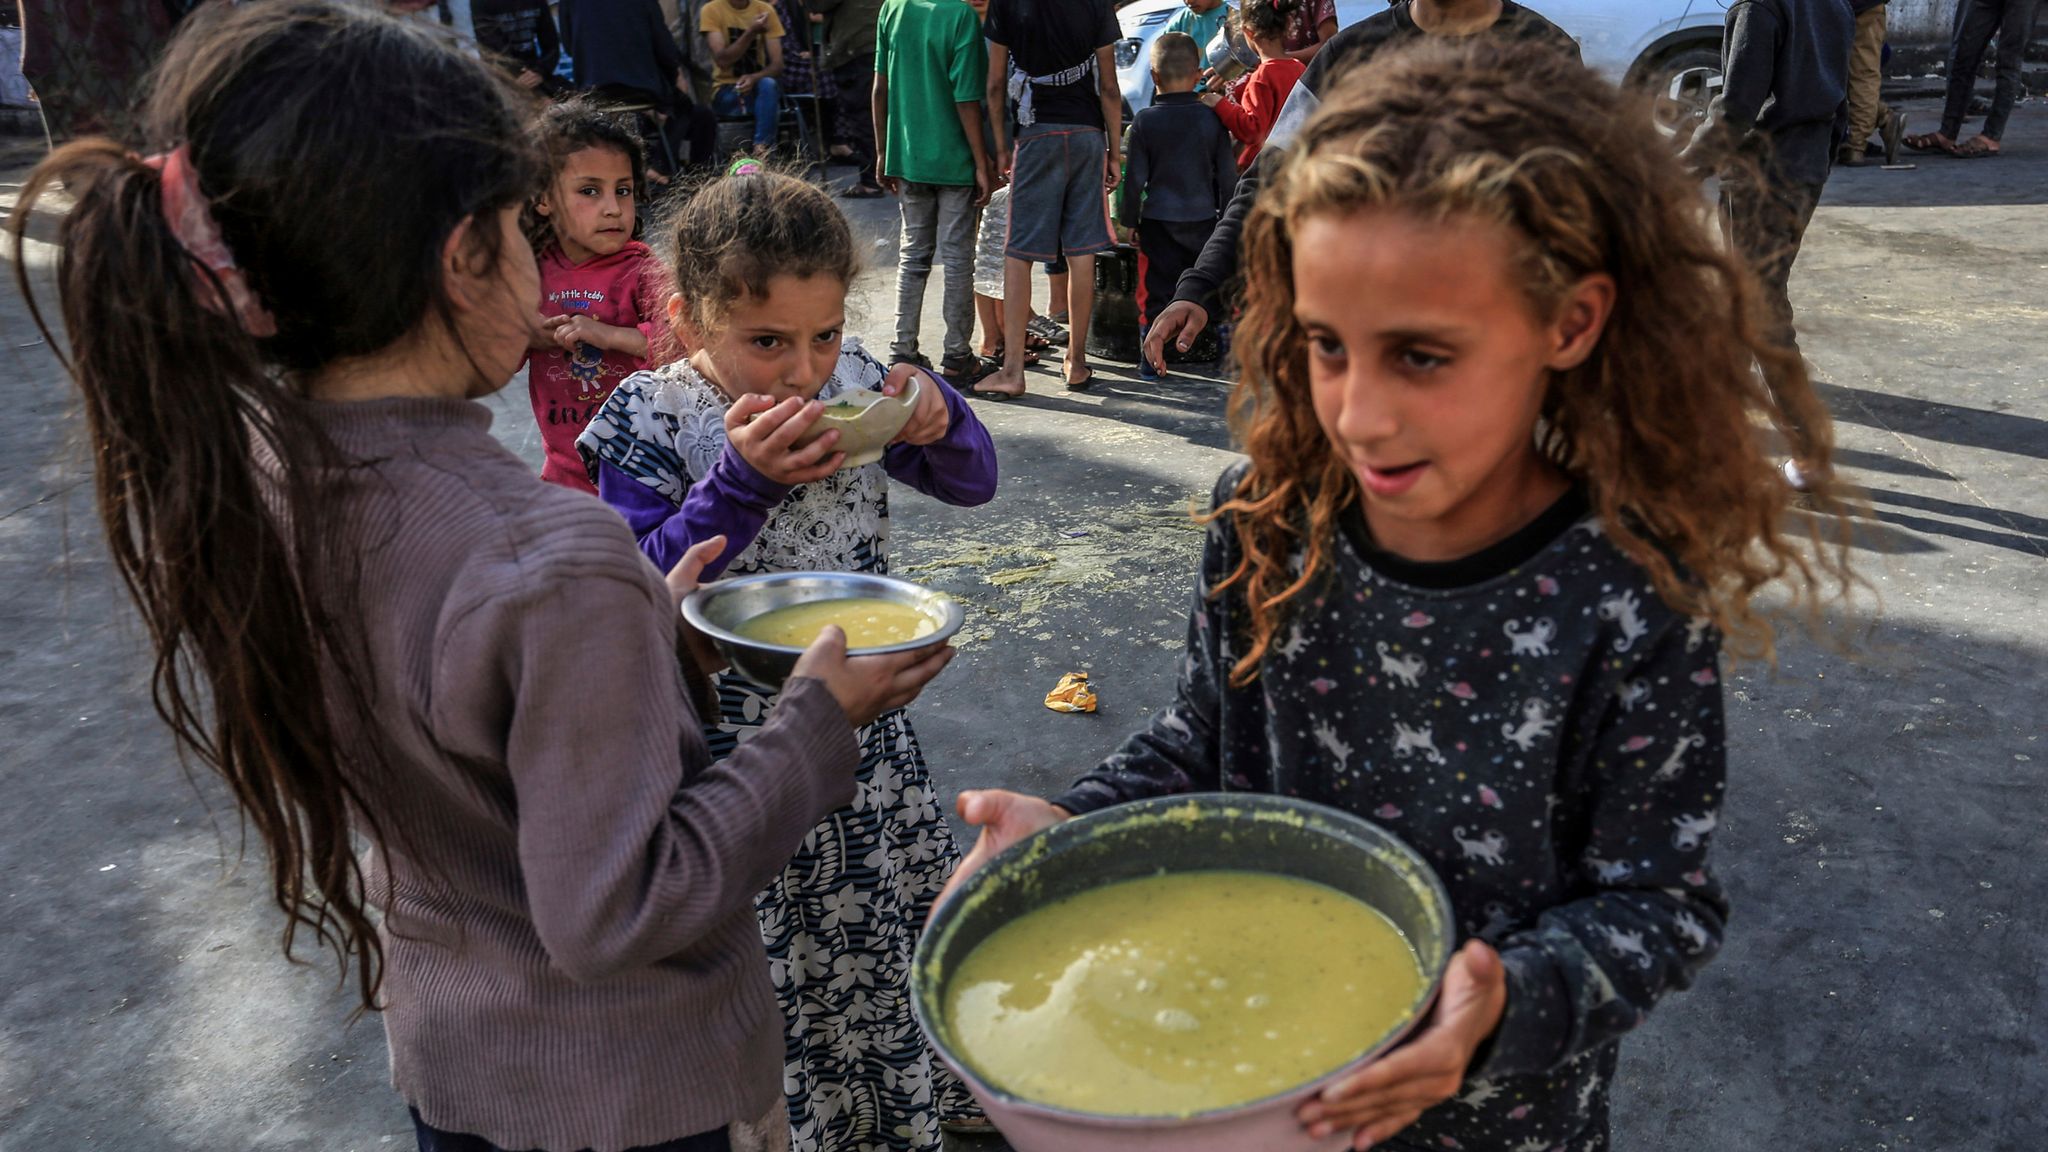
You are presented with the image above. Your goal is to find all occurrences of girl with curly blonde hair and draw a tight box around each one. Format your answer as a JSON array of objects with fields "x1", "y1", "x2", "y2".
[{"x1": 947, "y1": 37, "x2": 1855, "y2": 1152}]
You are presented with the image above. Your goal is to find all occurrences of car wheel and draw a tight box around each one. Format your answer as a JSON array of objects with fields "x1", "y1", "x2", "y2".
[{"x1": 1641, "y1": 45, "x2": 1722, "y2": 139}]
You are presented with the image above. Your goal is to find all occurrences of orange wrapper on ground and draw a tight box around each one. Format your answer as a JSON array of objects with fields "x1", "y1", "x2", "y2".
[{"x1": 1044, "y1": 672, "x2": 1098, "y2": 714}]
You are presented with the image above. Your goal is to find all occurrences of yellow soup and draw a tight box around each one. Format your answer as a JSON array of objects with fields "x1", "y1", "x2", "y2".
[
  {"x1": 736, "y1": 597, "x2": 936, "y2": 649},
  {"x1": 945, "y1": 870, "x2": 1424, "y2": 1117}
]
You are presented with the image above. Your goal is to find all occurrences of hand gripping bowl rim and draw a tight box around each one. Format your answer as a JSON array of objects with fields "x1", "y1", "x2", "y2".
[
  {"x1": 910, "y1": 792, "x2": 1455, "y2": 1129},
  {"x1": 680, "y1": 570, "x2": 966, "y2": 660}
]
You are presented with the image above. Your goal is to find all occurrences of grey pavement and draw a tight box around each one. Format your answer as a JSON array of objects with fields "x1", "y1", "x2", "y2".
[{"x1": 2, "y1": 94, "x2": 2043, "y2": 1151}]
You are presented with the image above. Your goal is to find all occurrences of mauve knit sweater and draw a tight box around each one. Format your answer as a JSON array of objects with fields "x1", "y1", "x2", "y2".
[{"x1": 309, "y1": 396, "x2": 859, "y2": 1152}]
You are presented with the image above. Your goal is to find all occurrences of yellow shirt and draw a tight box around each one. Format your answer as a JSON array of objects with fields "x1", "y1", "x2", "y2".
[{"x1": 700, "y1": 0, "x2": 786, "y2": 87}]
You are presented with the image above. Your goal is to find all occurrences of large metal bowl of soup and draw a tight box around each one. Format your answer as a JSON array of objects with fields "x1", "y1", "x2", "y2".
[
  {"x1": 681, "y1": 570, "x2": 963, "y2": 690},
  {"x1": 912, "y1": 793, "x2": 1454, "y2": 1152}
]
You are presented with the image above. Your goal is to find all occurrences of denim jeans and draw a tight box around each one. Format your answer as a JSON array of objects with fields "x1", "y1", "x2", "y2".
[
  {"x1": 711, "y1": 75, "x2": 783, "y2": 147},
  {"x1": 893, "y1": 181, "x2": 978, "y2": 363}
]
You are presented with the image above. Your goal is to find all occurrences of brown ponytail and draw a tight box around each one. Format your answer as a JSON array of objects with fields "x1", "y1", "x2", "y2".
[{"x1": 9, "y1": 1, "x2": 542, "y2": 1010}]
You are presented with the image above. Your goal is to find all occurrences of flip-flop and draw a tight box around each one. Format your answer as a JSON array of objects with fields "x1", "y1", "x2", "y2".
[
  {"x1": 993, "y1": 343, "x2": 1042, "y2": 367},
  {"x1": 1064, "y1": 367, "x2": 1094, "y2": 392},
  {"x1": 968, "y1": 383, "x2": 1020, "y2": 402}
]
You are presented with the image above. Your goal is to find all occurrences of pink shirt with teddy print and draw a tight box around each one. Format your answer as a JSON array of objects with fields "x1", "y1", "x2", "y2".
[{"x1": 528, "y1": 239, "x2": 666, "y2": 493}]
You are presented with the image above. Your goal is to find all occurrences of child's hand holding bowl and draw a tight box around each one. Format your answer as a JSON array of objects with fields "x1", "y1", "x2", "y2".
[
  {"x1": 883, "y1": 363, "x2": 949, "y2": 446},
  {"x1": 725, "y1": 394, "x2": 844, "y2": 485},
  {"x1": 1295, "y1": 939, "x2": 1508, "y2": 1150}
]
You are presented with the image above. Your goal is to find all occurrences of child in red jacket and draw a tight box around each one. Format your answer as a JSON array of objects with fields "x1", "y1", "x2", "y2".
[
  {"x1": 1204, "y1": 0, "x2": 1305, "y2": 169},
  {"x1": 525, "y1": 98, "x2": 668, "y2": 492}
]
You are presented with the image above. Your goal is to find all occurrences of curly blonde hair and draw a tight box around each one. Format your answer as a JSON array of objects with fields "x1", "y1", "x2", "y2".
[{"x1": 1214, "y1": 38, "x2": 1857, "y2": 685}]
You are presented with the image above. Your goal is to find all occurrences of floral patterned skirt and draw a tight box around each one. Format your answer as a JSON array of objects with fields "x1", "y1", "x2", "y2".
[{"x1": 704, "y1": 676, "x2": 971, "y2": 1152}]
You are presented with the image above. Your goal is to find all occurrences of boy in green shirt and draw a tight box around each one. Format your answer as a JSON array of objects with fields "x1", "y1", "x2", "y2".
[{"x1": 874, "y1": 0, "x2": 994, "y2": 381}]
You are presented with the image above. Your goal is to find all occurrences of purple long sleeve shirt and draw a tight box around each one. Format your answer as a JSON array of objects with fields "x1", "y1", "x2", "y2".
[{"x1": 597, "y1": 371, "x2": 997, "y2": 578}]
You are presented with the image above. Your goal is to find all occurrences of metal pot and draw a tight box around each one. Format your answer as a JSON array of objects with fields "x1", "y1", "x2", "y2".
[
  {"x1": 680, "y1": 571, "x2": 964, "y2": 691},
  {"x1": 912, "y1": 793, "x2": 1453, "y2": 1152}
]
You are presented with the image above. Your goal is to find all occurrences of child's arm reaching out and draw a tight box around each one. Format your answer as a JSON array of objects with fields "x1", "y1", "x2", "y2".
[{"x1": 1305, "y1": 619, "x2": 1731, "y2": 1147}]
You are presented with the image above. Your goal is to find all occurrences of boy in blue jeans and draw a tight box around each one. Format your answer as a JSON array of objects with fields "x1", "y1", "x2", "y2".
[
  {"x1": 978, "y1": 0, "x2": 1121, "y2": 397},
  {"x1": 1120, "y1": 32, "x2": 1238, "y2": 381},
  {"x1": 701, "y1": 0, "x2": 786, "y2": 153}
]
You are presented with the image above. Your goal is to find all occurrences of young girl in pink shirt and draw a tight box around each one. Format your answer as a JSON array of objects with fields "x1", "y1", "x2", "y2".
[{"x1": 525, "y1": 97, "x2": 667, "y2": 492}]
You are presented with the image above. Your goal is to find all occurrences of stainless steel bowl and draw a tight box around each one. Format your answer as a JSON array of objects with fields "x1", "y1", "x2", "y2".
[
  {"x1": 680, "y1": 571, "x2": 964, "y2": 690},
  {"x1": 912, "y1": 793, "x2": 1454, "y2": 1152}
]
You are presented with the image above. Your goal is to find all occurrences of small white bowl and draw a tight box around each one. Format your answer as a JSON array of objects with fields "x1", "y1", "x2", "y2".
[{"x1": 798, "y1": 377, "x2": 920, "y2": 468}]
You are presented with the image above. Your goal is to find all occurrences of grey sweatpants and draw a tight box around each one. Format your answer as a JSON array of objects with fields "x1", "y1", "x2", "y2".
[
  {"x1": 893, "y1": 181, "x2": 978, "y2": 363},
  {"x1": 1939, "y1": 0, "x2": 2043, "y2": 141}
]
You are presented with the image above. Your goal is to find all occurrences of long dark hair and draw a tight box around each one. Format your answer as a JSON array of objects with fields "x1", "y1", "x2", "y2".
[{"x1": 8, "y1": 0, "x2": 542, "y2": 1010}]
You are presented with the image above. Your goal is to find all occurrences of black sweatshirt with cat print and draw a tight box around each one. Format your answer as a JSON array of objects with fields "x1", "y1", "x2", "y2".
[{"x1": 1051, "y1": 466, "x2": 1730, "y2": 1152}]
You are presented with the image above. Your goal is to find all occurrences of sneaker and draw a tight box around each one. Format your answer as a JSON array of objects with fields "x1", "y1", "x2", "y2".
[
  {"x1": 1026, "y1": 314, "x2": 1068, "y2": 346},
  {"x1": 1883, "y1": 109, "x2": 1907, "y2": 166}
]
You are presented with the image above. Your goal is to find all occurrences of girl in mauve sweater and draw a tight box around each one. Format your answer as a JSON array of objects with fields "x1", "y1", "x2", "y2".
[{"x1": 15, "y1": 5, "x2": 956, "y2": 1150}]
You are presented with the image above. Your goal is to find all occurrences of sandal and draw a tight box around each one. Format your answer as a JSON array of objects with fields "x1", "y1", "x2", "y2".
[
  {"x1": 1957, "y1": 135, "x2": 2001, "y2": 159},
  {"x1": 1903, "y1": 131, "x2": 1958, "y2": 156},
  {"x1": 992, "y1": 342, "x2": 1042, "y2": 367},
  {"x1": 940, "y1": 353, "x2": 1001, "y2": 386},
  {"x1": 1063, "y1": 366, "x2": 1094, "y2": 392}
]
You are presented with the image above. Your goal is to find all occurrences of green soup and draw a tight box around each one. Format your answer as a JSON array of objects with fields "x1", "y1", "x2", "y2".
[
  {"x1": 735, "y1": 597, "x2": 935, "y2": 649},
  {"x1": 944, "y1": 870, "x2": 1424, "y2": 1117}
]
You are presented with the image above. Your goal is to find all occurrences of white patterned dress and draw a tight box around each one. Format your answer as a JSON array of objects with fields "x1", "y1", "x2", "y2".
[{"x1": 580, "y1": 343, "x2": 975, "y2": 1152}]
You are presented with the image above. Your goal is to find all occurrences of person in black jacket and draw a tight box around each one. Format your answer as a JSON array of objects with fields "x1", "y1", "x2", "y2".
[
  {"x1": 1678, "y1": 0, "x2": 1853, "y2": 489},
  {"x1": 559, "y1": 0, "x2": 718, "y2": 174},
  {"x1": 1141, "y1": 0, "x2": 1581, "y2": 373},
  {"x1": 472, "y1": 0, "x2": 567, "y2": 96},
  {"x1": 1119, "y1": 32, "x2": 1238, "y2": 381}
]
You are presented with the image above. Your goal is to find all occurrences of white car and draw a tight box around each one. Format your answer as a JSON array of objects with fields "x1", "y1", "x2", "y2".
[{"x1": 1115, "y1": 0, "x2": 1725, "y2": 134}]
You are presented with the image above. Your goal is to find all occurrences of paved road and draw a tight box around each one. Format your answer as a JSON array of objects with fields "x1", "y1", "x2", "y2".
[{"x1": 1, "y1": 95, "x2": 2042, "y2": 1151}]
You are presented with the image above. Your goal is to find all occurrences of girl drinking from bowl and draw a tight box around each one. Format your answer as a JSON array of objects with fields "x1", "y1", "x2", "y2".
[
  {"x1": 14, "y1": 4, "x2": 955, "y2": 1150},
  {"x1": 579, "y1": 171, "x2": 997, "y2": 1151},
  {"x1": 946, "y1": 40, "x2": 1858, "y2": 1152}
]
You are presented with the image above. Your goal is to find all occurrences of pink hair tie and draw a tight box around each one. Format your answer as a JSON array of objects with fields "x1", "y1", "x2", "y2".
[{"x1": 139, "y1": 145, "x2": 279, "y2": 338}]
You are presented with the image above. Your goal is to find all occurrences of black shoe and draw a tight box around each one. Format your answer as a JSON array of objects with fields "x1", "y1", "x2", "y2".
[
  {"x1": 890, "y1": 352, "x2": 933, "y2": 371},
  {"x1": 1837, "y1": 146, "x2": 1870, "y2": 168}
]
